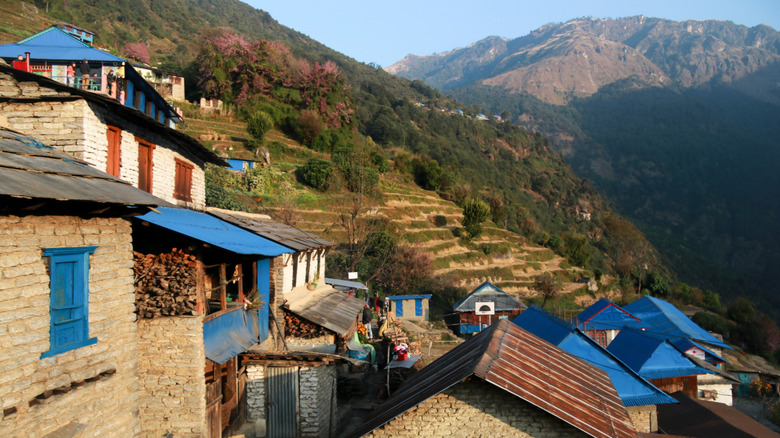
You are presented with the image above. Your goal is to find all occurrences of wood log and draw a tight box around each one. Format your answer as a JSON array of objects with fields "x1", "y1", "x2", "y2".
[{"x1": 134, "y1": 249, "x2": 198, "y2": 319}]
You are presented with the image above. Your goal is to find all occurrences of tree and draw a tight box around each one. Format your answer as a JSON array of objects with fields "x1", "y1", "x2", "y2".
[
  {"x1": 462, "y1": 198, "x2": 490, "y2": 240},
  {"x1": 295, "y1": 158, "x2": 331, "y2": 191},
  {"x1": 534, "y1": 273, "x2": 560, "y2": 309},
  {"x1": 246, "y1": 110, "x2": 273, "y2": 143},
  {"x1": 122, "y1": 42, "x2": 150, "y2": 64}
]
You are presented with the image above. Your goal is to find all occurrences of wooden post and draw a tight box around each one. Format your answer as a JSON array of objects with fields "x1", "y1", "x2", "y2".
[{"x1": 219, "y1": 263, "x2": 227, "y2": 310}]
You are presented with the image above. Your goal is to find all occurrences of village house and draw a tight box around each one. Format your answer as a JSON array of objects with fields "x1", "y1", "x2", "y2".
[
  {"x1": 131, "y1": 62, "x2": 186, "y2": 102},
  {"x1": 514, "y1": 305, "x2": 678, "y2": 433},
  {"x1": 203, "y1": 208, "x2": 368, "y2": 437},
  {"x1": 385, "y1": 294, "x2": 432, "y2": 321},
  {"x1": 575, "y1": 297, "x2": 649, "y2": 347},
  {"x1": 448, "y1": 280, "x2": 526, "y2": 335},
  {"x1": 0, "y1": 62, "x2": 221, "y2": 210},
  {"x1": 0, "y1": 26, "x2": 182, "y2": 128},
  {"x1": 0, "y1": 128, "x2": 163, "y2": 437},
  {"x1": 347, "y1": 319, "x2": 639, "y2": 438}
]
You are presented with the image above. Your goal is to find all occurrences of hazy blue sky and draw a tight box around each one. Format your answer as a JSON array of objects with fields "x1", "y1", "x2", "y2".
[{"x1": 246, "y1": 0, "x2": 780, "y2": 67}]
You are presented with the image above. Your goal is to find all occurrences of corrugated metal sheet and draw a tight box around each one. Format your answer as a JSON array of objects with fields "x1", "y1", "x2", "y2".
[
  {"x1": 514, "y1": 306, "x2": 678, "y2": 407},
  {"x1": 623, "y1": 296, "x2": 732, "y2": 350},
  {"x1": 136, "y1": 207, "x2": 291, "y2": 257},
  {"x1": 203, "y1": 307, "x2": 260, "y2": 365},
  {"x1": 607, "y1": 328, "x2": 714, "y2": 380},
  {"x1": 208, "y1": 208, "x2": 333, "y2": 251},
  {"x1": 283, "y1": 286, "x2": 364, "y2": 335},
  {"x1": 324, "y1": 277, "x2": 368, "y2": 291},
  {"x1": 576, "y1": 298, "x2": 649, "y2": 331},
  {"x1": 452, "y1": 280, "x2": 526, "y2": 312},
  {"x1": 267, "y1": 366, "x2": 298, "y2": 438},
  {"x1": 0, "y1": 129, "x2": 165, "y2": 207},
  {"x1": 386, "y1": 294, "x2": 432, "y2": 301},
  {"x1": 0, "y1": 26, "x2": 125, "y2": 61},
  {"x1": 671, "y1": 338, "x2": 726, "y2": 364},
  {"x1": 346, "y1": 319, "x2": 638, "y2": 438}
]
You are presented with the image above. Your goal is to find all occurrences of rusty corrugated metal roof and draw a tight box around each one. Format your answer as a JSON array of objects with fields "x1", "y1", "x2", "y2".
[
  {"x1": 207, "y1": 208, "x2": 333, "y2": 251},
  {"x1": 282, "y1": 286, "x2": 364, "y2": 335},
  {"x1": 347, "y1": 319, "x2": 638, "y2": 438},
  {"x1": 0, "y1": 128, "x2": 165, "y2": 207}
]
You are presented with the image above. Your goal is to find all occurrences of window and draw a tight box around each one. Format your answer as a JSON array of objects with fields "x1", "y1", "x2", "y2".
[
  {"x1": 174, "y1": 158, "x2": 193, "y2": 202},
  {"x1": 106, "y1": 126, "x2": 122, "y2": 177},
  {"x1": 137, "y1": 138, "x2": 155, "y2": 193},
  {"x1": 41, "y1": 247, "x2": 98, "y2": 358}
]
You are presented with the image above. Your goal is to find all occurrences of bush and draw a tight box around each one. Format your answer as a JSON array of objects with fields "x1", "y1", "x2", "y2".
[
  {"x1": 433, "y1": 215, "x2": 448, "y2": 227},
  {"x1": 462, "y1": 198, "x2": 491, "y2": 239},
  {"x1": 246, "y1": 110, "x2": 274, "y2": 142},
  {"x1": 296, "y1": 158, "x2": 332, "y2": 191},
  {"x1": 206, "y1": 185, "x2": 244, "y2": 211}
]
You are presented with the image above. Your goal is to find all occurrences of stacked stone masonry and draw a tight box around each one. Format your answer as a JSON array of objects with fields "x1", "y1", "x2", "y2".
[
  {"x1": 625, "y1": 405, "x2": 657, "y2": 433},
  {"x1": 0, "y1": 72, "x2": 206, "y2": 209},
  {"x1": 136, "y1": 316, "x2": 207, "y2": 438},
  {"x1": 0, "y1": 215, "x2": 141, "y2": 437},
  {"x1": 365, "y1": 379, "x2": 590, "y2": 438}
]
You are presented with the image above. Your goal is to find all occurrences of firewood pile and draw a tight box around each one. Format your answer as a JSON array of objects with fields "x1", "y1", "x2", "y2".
[
  {"x1": 134, "y1": 249, "x2": 198, "y2": 318},
  {"x1": 283, "y1": 311, "x2": 329, "y2": 339}
]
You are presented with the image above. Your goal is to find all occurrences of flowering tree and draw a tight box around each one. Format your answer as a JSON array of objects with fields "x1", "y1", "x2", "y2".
[
  {"x1": 122, "y1": 42, "x2": 150, "y2": 64},
  {"x1": 197, "y1": 29, "x2": 353, "y2": 128}
]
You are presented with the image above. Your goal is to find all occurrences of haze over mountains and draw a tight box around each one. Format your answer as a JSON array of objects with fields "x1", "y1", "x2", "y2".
[{"x1": 388, "y1": 16, "x2": 780, "y2": 315}]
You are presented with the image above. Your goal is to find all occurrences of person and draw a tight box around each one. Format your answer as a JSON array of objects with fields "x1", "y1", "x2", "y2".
[
  {"x1": 106, "y1": 69, "x2": 116, "y2": 97},
  {"x1": 79, "y1": 59, "x2": 90, "y2": 90},
  {"x1": 90, "y1": 73, "x2": 100, "y2": 91},
  {"x1": 13, "y1": 54, "x2": 29, "y2": 72},
  {"x1": 115, "y1": 72, "x2": 124, "y2": 102},
  {"x1": 66, "y1": 62, "x2": 75, "y2": 87},
  {"x1": 362, "y1": 303, "x2": 373, "y2": 340}
]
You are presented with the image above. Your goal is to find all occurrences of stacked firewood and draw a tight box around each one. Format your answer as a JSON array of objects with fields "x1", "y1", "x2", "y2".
[
  {"x1": 133, "y1": 249, "x2": 198, "y2": 318},
  {"x1": 283, "y1": 311, "x2": 329, "y2": 339}
]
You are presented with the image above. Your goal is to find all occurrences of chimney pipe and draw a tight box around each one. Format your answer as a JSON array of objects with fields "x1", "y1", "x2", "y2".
[{"x1": 25, "y1": 52, "x2": 31, "y2": 72}]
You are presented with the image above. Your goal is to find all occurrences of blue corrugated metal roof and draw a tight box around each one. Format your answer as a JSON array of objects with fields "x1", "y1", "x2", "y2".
[
  {"x1": 623, "y1": 296, "x2": 731, "y2": 349},
  {"x1": 607, "y1": 328, "x2": 714, "y2": 380},
  {"x1": 204, "y1": 308, "x2": 260, "y2": 364},
  {"x1": 513, "y1": 306, "x2": 678, "y2": 407},
  {"x1": 387, "y1": 295, "x2": 432, "y2": 301},
  {"x1": 324, "y1": 277, "x2": 368, "y2": 290},
  {"x1": 136, "y1": 207, "x2": 291, "y2": 256},
  {"x1": 670, "y1": 338, "x2": 727, "y2": 364},
  {"x1": 452, "y1": 280, "x2": 525, "y2": 312},
  {"x1": 0, "y1": 26, "x2": 124, "y2": 62},
  {"x1": 576, "y1": 298, "x2": 649, "y2": 331}
]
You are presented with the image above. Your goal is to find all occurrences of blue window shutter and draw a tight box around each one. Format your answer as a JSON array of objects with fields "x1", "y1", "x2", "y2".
[
  {"x1": 257, "y1": 258, "x2": 270, "y2": 342},
  {"x1": 415, "y1": 299, "x2": 423, "y2": 317},
  {"x1": 126, "y1": 81, "x2": 134, "y2": 107},
  {"x1": 396, "y1": 300, "x2": 403, "y2": 317},
  {"x1": 42, "y1": 247, "x2": 97, "y2": 358}
]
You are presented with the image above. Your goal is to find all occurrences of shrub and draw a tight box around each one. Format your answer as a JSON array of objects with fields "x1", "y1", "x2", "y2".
[
  {"x1": 462, "y1": 198, "x2": 490, "y2": 239},
  {"x1": 296, "y1": 158, "x2": 332, "y2": 191},
  {"x1": 246, "y1": 110, "x2": 273, "y2": 142},
  {"x1": 206, "y1": 185, "x2": 244, "y2": 211},
  {"x1": 433, "y1": 215, "x2": 448, "y2": 227}
]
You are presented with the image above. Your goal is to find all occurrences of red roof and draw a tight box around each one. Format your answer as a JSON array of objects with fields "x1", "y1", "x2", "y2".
[{"x1": 348, "y1": 319, "x2": 638, "y2": 438}]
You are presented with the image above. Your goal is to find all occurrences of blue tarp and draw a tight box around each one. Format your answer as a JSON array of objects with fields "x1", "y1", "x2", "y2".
[
  {"x1": 513, "y1": 306, "x2": 677, "y2": 407},
  {"x1": 623, "y1": 296, "x2": 731, "y2": 349},
  {"x1": 607, "y1": 328, "x2": 714, "y2": 380},
  {"x1": 0, "y1": 27, "x2": 124, "y2": 62},
  {"x1": 136, "y1": 207, "x2": 292, "y2": 256},
  {"x1": 203, "y1": 307, "x2": 259, "y2": 364},
  {"x1": 576, "y1": 298, "x2": 649, "y2": 331}
]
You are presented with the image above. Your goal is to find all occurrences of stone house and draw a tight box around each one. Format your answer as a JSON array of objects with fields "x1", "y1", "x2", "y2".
[
  {"x1": 0, "y1": 62, "x2": 223, "y2": 210},
  {"x1": 386, "y1": 294, "x2": 431, "y2": 321},
  {"x1": 0, "y1": 26, "x2": 181, "y2": 127},
  {"x1": 0, "y1": 129, "x2": 163, "y2": 437},
  {"x1": 347, "y1": 319, "x2": 639, "y2": 438}
]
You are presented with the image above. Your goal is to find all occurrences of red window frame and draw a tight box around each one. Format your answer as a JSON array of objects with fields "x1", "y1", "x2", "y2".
[{"x1": 174, "y1": 158, "x2": 194, "y2": 202}]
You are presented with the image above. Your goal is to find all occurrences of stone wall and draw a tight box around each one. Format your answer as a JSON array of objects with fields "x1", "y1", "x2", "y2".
[
  {"x1": 245, "y1": 364, "x2": 337, "y2": 438},
  {"x1": 625, "y1": 405, "x2": 657, "y2": 433},
  {"x1": 0, "y1": 214, "x2": 141, "y2": 437},
  {"x1": 0, "y1": 72, "x2": 207, "y2": 209},
  {"x1": 136, "y1": 315, "x2": 206, "y2": 438},
  {"x1": 365, "y1": 378, "x2": 590, "y2": 438}
]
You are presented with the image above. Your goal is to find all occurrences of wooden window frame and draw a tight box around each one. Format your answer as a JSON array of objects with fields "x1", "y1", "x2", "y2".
[
  {"x1": 174, "y1": 158, "x2": 194, "y2": 202},
  {"x1": 136, "y1": 138, "x2": 155, "y2": 193},
  {"x1": 106, "y1": 125, "x2": 122, "y2": 177},
  {"x1": 41, "y1": 246, "x2": 98, "y2": 358}
]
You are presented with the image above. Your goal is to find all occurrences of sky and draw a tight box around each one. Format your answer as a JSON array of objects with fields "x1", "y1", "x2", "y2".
[{"x1": 246, "y1": 0, "x2": 780, "y2": 67}]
